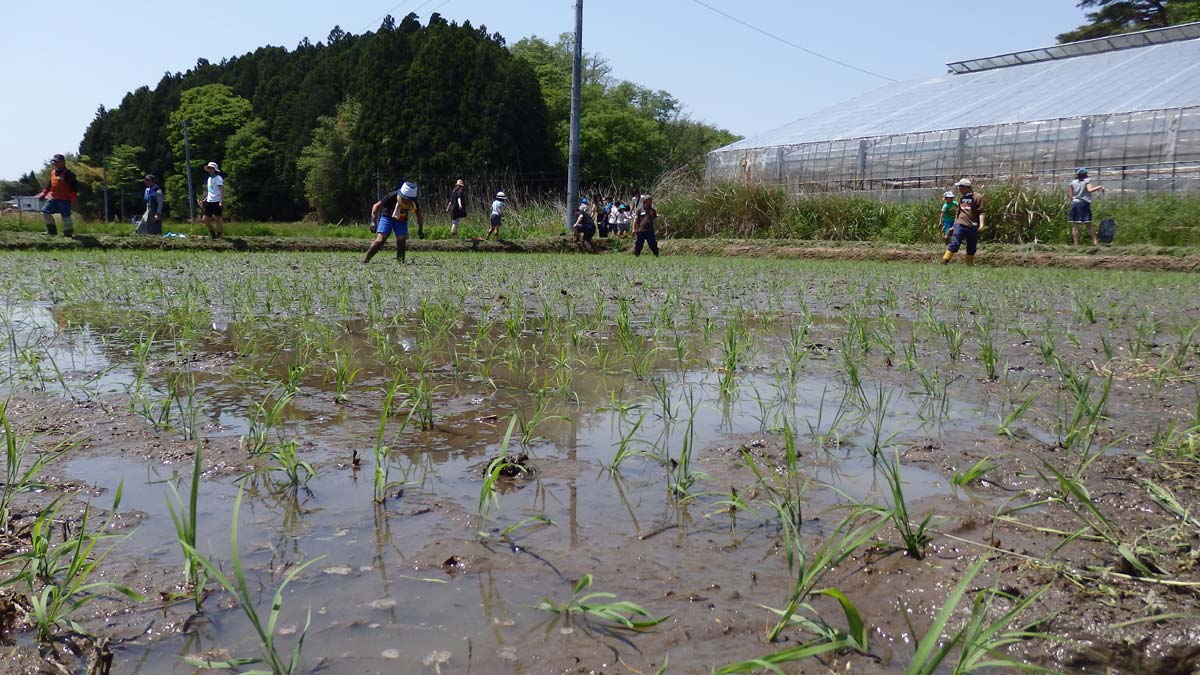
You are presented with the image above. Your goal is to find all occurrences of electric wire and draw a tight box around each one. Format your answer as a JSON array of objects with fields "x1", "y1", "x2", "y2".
[{"x1": 689, "y1": 0, "x2": 897, "y2": 82}]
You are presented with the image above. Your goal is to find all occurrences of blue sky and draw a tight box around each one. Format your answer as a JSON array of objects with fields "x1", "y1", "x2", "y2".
[{"x1": 0, "y1": 0, "x2": 1086, "y2": 179}]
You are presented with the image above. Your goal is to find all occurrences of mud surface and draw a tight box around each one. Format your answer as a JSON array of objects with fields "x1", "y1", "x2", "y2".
[{"x1": 0, "y1": 251, "x2": 1197, "y2": 674}]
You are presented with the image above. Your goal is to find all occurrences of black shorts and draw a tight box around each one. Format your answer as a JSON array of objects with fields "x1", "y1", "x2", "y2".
[
  {"x1": 1069, "y1": 201, "x2": 1092, "y2": 223},
  {"x1": 490, "y1": 213, "x2": 501, "y2": 228},
  {"x1": 203, "y1": 201, "x2": 223, "y2": 217}
]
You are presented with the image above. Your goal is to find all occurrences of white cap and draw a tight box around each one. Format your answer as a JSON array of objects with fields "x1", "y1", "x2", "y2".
[
  {"x1": 944, "y1": 191, "x2": 955, "y2": 198},
  {"x1": 955, "y1": 178, "x2": 972, "y2": 187},
  {"x1": 206, "y1": 161, "x2": 220, "y2": 170},
  {"x1": 495, "y1": 191, "x2": 507, "y2": 200},
  {"x1": 399, "y1": 181, "x2": 418, "y2": 199}
]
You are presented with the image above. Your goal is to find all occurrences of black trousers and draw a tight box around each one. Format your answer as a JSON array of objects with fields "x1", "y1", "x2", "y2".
[{"x1": 634, "y1": 230, "x2": 658, "y2": 256}]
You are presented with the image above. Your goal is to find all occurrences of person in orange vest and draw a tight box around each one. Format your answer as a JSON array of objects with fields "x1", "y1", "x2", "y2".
[{"x1": 38, "y1": 154, "x2": 79, "y2": 237}]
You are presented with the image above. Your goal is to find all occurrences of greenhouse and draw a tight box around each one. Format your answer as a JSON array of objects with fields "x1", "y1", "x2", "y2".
[{"x1": 707, "y1": 23, "x2": 1200, "y2": 200}]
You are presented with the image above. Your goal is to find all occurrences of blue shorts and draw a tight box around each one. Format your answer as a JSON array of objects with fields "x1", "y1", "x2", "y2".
[
  {"x1": 42, "y1": 199, "x2": 72, "y2": 218},
  {"x1": 376, "y1": 215, "x2": 408, "y2": 237},
  {"x1": 1069, "y1": 201, "x2": 1092, "y2": 223}
]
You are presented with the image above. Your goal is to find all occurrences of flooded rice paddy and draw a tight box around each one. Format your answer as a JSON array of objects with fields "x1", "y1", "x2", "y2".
[{"x1": 0, "y1": 250, "x2": 1197, "y2": 674}]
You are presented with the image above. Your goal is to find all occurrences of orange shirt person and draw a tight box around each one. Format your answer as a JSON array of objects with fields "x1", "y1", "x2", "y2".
[{"x1": 38, "y1": 154, "x2": 79, "y2": 237}]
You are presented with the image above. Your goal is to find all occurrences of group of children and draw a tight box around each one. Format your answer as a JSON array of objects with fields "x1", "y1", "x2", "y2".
[{"x1": 571, "y1": 194, "x2": 658, "y2": 256}]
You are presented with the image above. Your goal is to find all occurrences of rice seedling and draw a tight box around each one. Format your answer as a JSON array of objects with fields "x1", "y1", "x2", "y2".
[
  {"x1": 164, "y1": 447, "x2": 205, "y2": 610},
  {"x1": 265, "y1": 441, "x2": 318, "y2": 490},
  {"x1": 865, "y1": 382, "x2": 899, "y2": 458},
  {"x1": 372, "y1": 375, "x2": 416, "y2": 504},
  {"x1": 762, "y1": 507, "x2": 886, "y2": 642},
  {"x1": 536, "y1": 574, "x2": 666, "y2": 631},
  {"x1": 182, "y1": 488, "x2": 324, "y2": 675},
  {"x1": 669, "y1": 386, "x2": 707, "y2": 500},
  {"x1": 951, "y1": 457, "x2": 997, "y2": 487},
  {"x1": 478, "y1": 416, "x2": 524, "y2": 533},
  {"x1": 244, "y1": 390, "x2": 295, "y2": 454},
  {"x1": 858, "y1": 452, "x2": 933, "y2": 559},
  {"x1": 0, "y1": 402, "x2": 71, "y2": 532},
  {"x1": 327, "y1": 350, "x2": 361, "y2": 404},
  {"x1": 3, "y1": 487, "x2": 142, "y2": 643},
  {"x1": 997, "y1": 389, "x2": 1042, "y2": 438}
]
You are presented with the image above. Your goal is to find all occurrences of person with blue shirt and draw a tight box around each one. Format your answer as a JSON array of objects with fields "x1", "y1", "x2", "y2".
[
  {"x1": 136, "y1": 174, "x2": 165, "y2": 235},
  {"x1": 364, "y1": 181, "x2": 424, "y2": 264}
]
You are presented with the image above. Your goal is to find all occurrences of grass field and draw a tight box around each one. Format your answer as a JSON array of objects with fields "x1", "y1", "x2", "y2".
[{"x1": 0, "y1": 250, "x2": 1197, "y2": 674}]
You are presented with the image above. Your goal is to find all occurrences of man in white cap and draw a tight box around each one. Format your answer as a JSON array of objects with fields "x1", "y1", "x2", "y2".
[
  {"x1": 942, "y1": 178, "x2": 984, "y2": 265},
  {"x1": 201, "y1": 161, "x2": 224, "y2": 239},
  {"x1": 365, "y1": 180, "x2": 424, "y2": 263}
]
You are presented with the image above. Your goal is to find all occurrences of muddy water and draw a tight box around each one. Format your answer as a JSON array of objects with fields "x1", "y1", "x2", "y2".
[
  {"x1": 1, "y1": 296, "x2": 999, "y2": 674},
  {"x1": 2, "y1": 251, "x2": 1197, "y2": 674}
]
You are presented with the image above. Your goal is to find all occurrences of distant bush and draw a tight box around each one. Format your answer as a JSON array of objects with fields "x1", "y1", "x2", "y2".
[{"x1": 656, "y1": 180, "x2": 1200, "y2": 246}]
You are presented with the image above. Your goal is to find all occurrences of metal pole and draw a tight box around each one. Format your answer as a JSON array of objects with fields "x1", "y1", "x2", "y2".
[
  {"x1": 102, "y1": 155, "x2": 109, "y2": 222},
  {"x1": 565, "y1": 0, "x2": 583, "y2": 231},
  {"x1": 183, "y1": 119, "x2": 195, "y2": 222},
  {"x1": 376, "y1": 168, "x2": 381, "y2": 202}
]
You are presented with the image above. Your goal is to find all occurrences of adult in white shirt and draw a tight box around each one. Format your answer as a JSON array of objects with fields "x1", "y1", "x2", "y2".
[{"x1": 201, "y1": 161, "x2": 225, "y2": 239}]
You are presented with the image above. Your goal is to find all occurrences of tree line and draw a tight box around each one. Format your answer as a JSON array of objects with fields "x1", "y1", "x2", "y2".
[{"x1": 4, "y1": 13, "x2": 736, "y2": 224}]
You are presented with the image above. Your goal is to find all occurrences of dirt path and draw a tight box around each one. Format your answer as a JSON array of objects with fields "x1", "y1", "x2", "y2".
[{"x1": 3, "y1": 231, "x2": 1200, "y2": 272}]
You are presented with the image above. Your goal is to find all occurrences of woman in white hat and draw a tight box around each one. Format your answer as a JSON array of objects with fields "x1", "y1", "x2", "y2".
[
  {"x1": 485, "y1": 191, "x2": 507, "y2": 241},
  {"x1": 201, "y1": 161, "x2": 224, "y2": 239}
]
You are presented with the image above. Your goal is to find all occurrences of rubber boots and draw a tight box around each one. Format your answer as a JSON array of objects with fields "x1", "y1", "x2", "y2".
[
  {"x1": 965, "y1": 254, "x2": 975, "y2": 266},
  {"x1": 941, "y1": 251, "x2": 953, "y2": 264}
]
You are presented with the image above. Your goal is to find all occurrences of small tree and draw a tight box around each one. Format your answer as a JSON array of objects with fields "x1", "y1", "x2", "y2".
[{"x1": 297, "y1": 98, "x2": 361, "y2": 223}]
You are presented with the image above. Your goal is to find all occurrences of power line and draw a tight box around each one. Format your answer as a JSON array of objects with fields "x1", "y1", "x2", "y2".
[
  {"x1": 689, "y1": 0, "x2": 897, "y2": 82},
  {"x1": 360, "y1": 0, "x2": 415, "y2": 33}
]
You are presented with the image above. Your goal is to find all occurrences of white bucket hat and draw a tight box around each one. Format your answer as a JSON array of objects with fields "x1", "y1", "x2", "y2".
[
  {"x1": 399, "y1": 181, "x2": 419, "y2": 199},
  {"x1": 495, "y1": 191, "x2": 507, "y2": 200},
  {"x1": 206, "y1": 161, "x2": 220, "y2": 171},
  {"x1": 955, "y1": 178, "x2": 972, "y2": 187}
]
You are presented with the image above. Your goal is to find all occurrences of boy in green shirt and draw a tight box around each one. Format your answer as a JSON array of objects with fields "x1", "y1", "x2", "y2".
[{"x1": 939, "y1": 191, "x2": 957, "y2": 243}]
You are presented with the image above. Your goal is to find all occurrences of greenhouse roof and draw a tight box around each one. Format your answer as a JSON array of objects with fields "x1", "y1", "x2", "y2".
[{"x1": 717, "y1": 24, "x2": 1200, "y2": 153}]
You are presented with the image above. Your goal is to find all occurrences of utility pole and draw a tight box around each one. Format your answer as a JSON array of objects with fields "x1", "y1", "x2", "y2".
[
  {"x1": 183, "y1": 119, "x2": 195, "y2": 222},
  {"x1": 102, "y1": 155, "x2": 109, "y2": 222},
  {"x1": 565, "y1": 0, "x2": 583, "y2": 232}
]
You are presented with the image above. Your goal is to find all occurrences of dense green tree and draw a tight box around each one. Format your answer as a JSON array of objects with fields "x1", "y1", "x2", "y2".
[
  {"x1": 297, "y1": 98, "x2": 361, "y2": 222},
  {"x1": 223, "y1": 119, "x2": 277, "y2": 221},
  {"x1": 511, "y1": 34, "x2": 737, "y2": 185},
  {"x1": 165, "y1": 85, "x2": 255, "y2": 217},
  {"x1": 1057, "y1": 0, "x2": 1200, "y2": 42}
]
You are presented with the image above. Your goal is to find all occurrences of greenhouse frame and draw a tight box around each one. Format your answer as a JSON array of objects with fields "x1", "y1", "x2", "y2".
[{"x1": 707, "y1": 23, "x2": 1200, "y2": 200}]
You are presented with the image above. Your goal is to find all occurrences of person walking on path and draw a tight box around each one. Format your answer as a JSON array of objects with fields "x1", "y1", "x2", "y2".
[
  {"x1": 485, "y1": 191, "x2": 506, "y2": 241},
  {"x1": 38, "y1": 154, "x2": 78, "y2": 237},
  {"x1": 942, "y1": 179, "x2": 984, "y2": 265},
  {"x1": 1068, "y1": 168, "x2": 1105, "y2": 246},
  {"x1": 632, "y1": 194, "x2": 660, "y2": 257},
  {"x1": 446, "y1": 179, "x2": 467, "y2": 239},
  {"x1": 572, "y1": 207, "x2": 597, "y2": 253},
  {"x1": 938, "y1": 191, "x2": 957, "y2": 244},
  {"x1": 136, "y1": 174, "x2": 165, "y2": 235},
  {"x1": 365, "y1": 181, "x2": 424, "y2": 264},
  {"x1": 200, "y1": 161, "x2": 225, "y2": 239}
]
